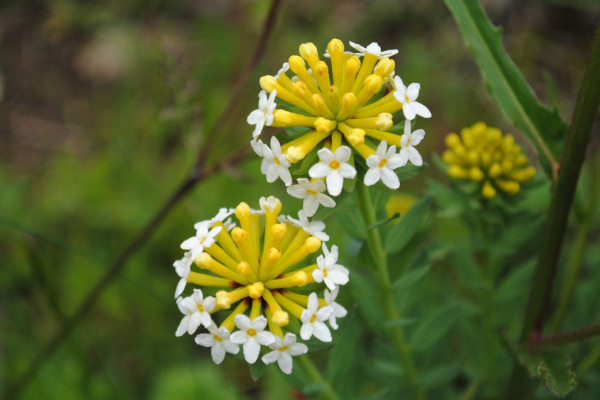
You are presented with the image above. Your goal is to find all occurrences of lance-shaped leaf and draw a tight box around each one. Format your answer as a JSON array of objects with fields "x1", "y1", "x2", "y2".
[{"x1": 444, "y1": 0, "x2": 567, "y2": 179}]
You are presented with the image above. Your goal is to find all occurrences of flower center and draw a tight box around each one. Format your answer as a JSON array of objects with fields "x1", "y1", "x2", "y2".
[
  {"x1": 378, "y1": 159, "x2": 388, "y2": 168},
  {"x1": 310, "y1": 314, "x2": 317, "y2": 323},
  {"x1": 307, "y1": 189, "x2": 317, "y2": 196},
  {"x1": 279, "y1": 346, "x2": 289, "y2": 352},
  {"x1": 275, "y1": 157, "x2": 281, "y2": 165},
  {"x1": 323, "y1": 269, "x2": 328, "y2": 277},
  {"x1": 214, "y1": 334, "x2": 223, "y2": 342},
  {"x1": 247, "y1": 328, "x2": 257, "y2": 337},
  {"x1": 405, "y1": 95, "x2": 410, "y2": 104},
  {"x1": 329, "y1": 160, "x2": 340, "y2": 169},
  {"x1": 197, "y1": 304, "x2": 204, "y2": 312}
]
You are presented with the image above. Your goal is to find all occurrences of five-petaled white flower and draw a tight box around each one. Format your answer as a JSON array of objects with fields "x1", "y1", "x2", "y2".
[
  {"x1": 260, "y1": 136, "x2": 293, "y2": 186},
  {"x1": 349, "y1": 41, "x2": 399, "y2": 58},
  {"x1": 175, "y1": 289, "x2": 216, "y2": 337},
  {"x1": 287, "y1": 178, "x2": 336, "y2": 217},
  {"x1": 364, "y1": 140, "x2": 405, "y2": 189},
  {"x1": 392, "y1": 76, "x2": 431, "y2": 121},
  {"x1": 399, "y1": 120, "x2": 426, "y2": 166},
  {"x1": 308, "y1": 146, "x2": 356, "y2": 196},
  {"x1": 324, "y1": 287, "x2": 348, "y2": 330},
  {"x1": 300, "y1": 293, "x2": 333, "y2": 342},
  {"x1": 247, "y1": 89, "x2": 277, "y2": 139},
  {"x1": 195, "y1": 323, "x2": 239, "y2": 365},
  {"x1": 230, "y1": 315, "x2": 276, "y2": 364},
  {"x1": 313, "y1": 243, "x2": 349, "y2": 290},
  {"x1": 284, "y1": 210, "x2": 330, "y2": 242},
  {"x1": 181, "y1": 223, "x2": 222, "y2": 258},
  {"x1": 261, "y1": 333, "x2": 308, "y2": 374},
  {"x1": 173, "y1": 251, "x2": 193, "y2": 298}
]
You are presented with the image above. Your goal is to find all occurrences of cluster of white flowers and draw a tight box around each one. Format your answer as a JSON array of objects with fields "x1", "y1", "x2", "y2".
[
  {"x1": 173, "y1": 198, "x2": 349, "y2": 374},
  {"x1": 248, "y1": 39, "x2": 430, "y2": 217}
]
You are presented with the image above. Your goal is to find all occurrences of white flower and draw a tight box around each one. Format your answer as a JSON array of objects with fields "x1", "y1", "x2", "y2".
[
  {"x1": 324, "y1": 287, "x2": 348, "y2": 330},
  {"x1": 313, "y1": 243, "x2": 349, "y2": 290},
  {"x1": 275, "y1": 62, "x2": 289, "y2": 79},
  {"x1": 349, "y1": 41, "x2": 398, "y2": 58},
  {"x1": 392, "y1": 76, "x2": 431, "y2": 121},
  {"x1": 364, "y1": 140, "x2": 405, "y2": 189},
  {"x1": 230, "y1": 315, "x2": 275, "y2": 364},
  {"x1": 250, "y1": 138, "x2": 265, "y2": 157},
  {"x1": 194, "y1": 208, "x2": 235, "y2": 231},
  {"x1": 261, "y1": 136, "x2": 292, "y2": 186},
  {"x1": 300, "y1": 293, "x2": 333, "y2": 342},
  {"x1": 261, "y1": 333, "x2": 308, "y2": 374},
  {"x1": 259, "y1": 195, "x2": 282, "y2": 213},
  {"x1": 173, "y1": 251, "x2": 193, "y2": 298},
  {"x1": 308, "y1": 146, "x2": 356, "y2": 196},
  {"x1": 175, "y1": 289, "x2": 216, "y2": 336},
  {"x1": 247, "y1": 89, "x2": 277, "y2": 139},
  {"x1": 284, "y1": 210, "x2": 329, "y2": 242},
  {"x1": 399, "y1": 120, "x2": 425, "y2": 166},
  {"x1": 195, "y1": 323, "x2": 239, "y2": 365},
  {"x1": 287, "y1": 178, "x2": 336, "y2": 217},
  {"x1": 180, "y1": 224, "x2": 222, "y2": 258}
]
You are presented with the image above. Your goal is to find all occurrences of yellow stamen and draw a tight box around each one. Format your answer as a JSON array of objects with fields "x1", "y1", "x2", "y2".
[
  {"x1": 265, "y1": 307, "x2": 285, "y2": 337},
  {"x1": 270, "y1": 223, "x2": 287, "y2": 249},
  {"x1": 248, "y1": 282, "x2": 265, "y2": 299},
  {"x1": 237, "y1": 261, "x2": 256, "y2": 280},
  {"x1": 373, "y1": 58, "x2": 395, "y2": 79},
  {"x1": 272, "y1": 109, "x2": 318, "y2": 128},
  {"x1": 205, "y1": 243, "x2": 239, "y2": 270},
  {"x1": 311, "y1": 94, "x2": 335, "y2": 119},
  {"x1": 299, "y1": 42, "x2": 320, "y2": 72},
  {"x1": 314, "y1": 61, "x2": 332, "y2": 101},
  {"x1": 271, "y1": 236, "x2": 321, "y2": 278},
  {"x1": 362, "y1": 128, "x2": 402, "y2": 147},
  {"x1": 249, "y1": 297, "x2": 262, "y2": 320},
  {"x1": 273, "y1": 291, "x2": 304, "y2": 319},
  {"x1": 283, "y1": 291, "x2": 327, "y2": 308},
  {"x1": 291, "y1": 81, "x2": 318, "y2": 106},
  {"x1": 337, "y1": 92, "x2": 358, "y2": 121},
  {"x1": 342, "y1": 56, "x2": 361, "y2": 94},
  {"x1": 231, "y1": 227, "x2": 260, "y2": 275},
  {"x1": 260, "y1": 75, "x2": 318, "y2": 115},
  {"x1": 346, "y1": 113, "x2": 393, "y2": 130},
  {"x1": 216, "y1": 286, "x2": 250, "y2": 309},
  {"x1": 215, "y1": 226, "x2": 243, "y2": 263},
  {"x1": 289, "y1": 55, "x2": 320, "y2": 94},
  {"x1": 328, "y1": 85, "x2": 342, "y2": 114},
  {"x1": 352, "y1": 53, "x2": 379, "y2": 94},
  {"x1": 259, "y1": 247, "x2": 282, "y2": 279},
  {"x1": 282, "y1": 130, "x2": 331, "y2": 163},
  {"x1": 354, "y1": 95, "x2": 402, "y2": 119},
  {"x1": 263, "y1": 289, "x2": 289, "y2": 327},
  {"x1": 265, "y1": 271, "x2": 310, "y2": 290},
  {"x1": 330, "y1": 130, "x2": 342, "y2": 153},
  {"x1": 314, "y1": 117, "x2": 337, "y2": 134},
  {"x1": 194, "y1": 253, "x2": 248, "y2": 283},
  {"x1": 355, "y1": 75, "x2": 384, "y2": 109},
  {"x1": 327, "y1": 38, "x2": 345, "y2": 87},
  {"x1": 337, "y1": 122, "x2": 365, "y2": 147}
]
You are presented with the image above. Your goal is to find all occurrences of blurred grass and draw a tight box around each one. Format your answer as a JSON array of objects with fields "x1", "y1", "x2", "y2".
[{"x1": 0, "y1": 0, "x2": 598, "y2": 398}]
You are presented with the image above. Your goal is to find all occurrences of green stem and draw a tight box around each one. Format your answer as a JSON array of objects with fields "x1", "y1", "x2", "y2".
[
  {"x1": 519, "y1": 20, "x2": 600, "y2": 346},
  {"x1": 355, "y1": 181, "x2": 421, "y2": 391},
  {"x1": 297, "y1": 355, "x2": 340, "y2": 400},
  {"x1": 550, "y1": 157, "x2": 599, "y2": 333},
  {"x1": 531, "y1": 323, "x2": 600, "y2": 349}
]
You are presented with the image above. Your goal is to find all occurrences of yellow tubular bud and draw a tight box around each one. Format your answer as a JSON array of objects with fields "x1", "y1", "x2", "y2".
[
  {"x1": 467, "y1": 151, "x2": 479, "y2": 165},
  {"x1": 231, "y1": 227, "x2": 260, "y2": 274},
  {"x1": 260, "y1": 75, "x2": 318, "y2": 115},
  {"x1": 487, "y1": 127, "x2": 502, "y2": 143},
  {"x1": 272, "y1": 109, "x2": 318, "y2": 128},
  {"x1": 502, "y1": 159, "x2": 514, "y2": 173},
  {"x1": 337, "y1": 92, "x2": 358, "y2": 121},
  {"x1": 314, "y1": 61, "x2": 332, "y2": 98},
  {"x1": 282, "y1": 130, "x2": 331, "y2": 163},
  {"x1": 448, "y1": 165, "x2": 469, "y2": 179},
  {"x1": 187, "y1": 271, "x2": 232, "y2": 288},
  {"x1": 195, "y1": 253, "x2": 248, "y2": 283},
  {"x1": 445, "y1": 133, "x2": 461, "y2": 148},
  {"x1": 266, "y1": 271, "x2": 309, "y2": 289},
  {"x1": 342, "y1": 56, "x2": 361, "y2": 94},
  {"x1": 214, "y1": 226, "x2": 243, "y2": 262},
  {"x1": 352, "y1": 53, "x2": 379, "y2": 94},
  {"x1": 337, "y1": 122, "x2": 365, "y2": 147},
  {"x1": 330, "y1": 131, "x2": 342, "y2": 152},
  {"x1": 471, "y1": 122, "x2": 487, "y2": 136},
  {"x1": 276, "y1": 72, "x2": 293, "y2": 91},
  {"x1": 328, "y1": 38, "x2": 344, "y2": 87},
  {"x1": 355, "y1": 75, "x2": 384, "y2": 108},
  {"x1": 288, "y1": 55, "x2": 320, "y2": 94},
  {"x1": 353, "y1": 95, "x2": 402, "y2": 118},
  {"x1": 314, "y1": 117, "x2": 337, "y2": 134},
  {"x1": 363, "y1": 128, "x2": 402, "y2": 147},
  {"x1": 260, "y1": 247, "x2": 282, "y2": 279},
  {"x1": 271, "y1": 236, "x2": 322, "y2": 278},
  {"x1": 460, "y1": 128, "x2": 474, "y2": 148},
  {"x1": 273, "y1": 291, "x2": 304, "y2": 319},
  {"x1": 299, "y1": 42, "x2": 320, "y2": 68},
  {"x1": 469, "y1": 167, "x2": 484, "y2": 182},
  {"x1": 220, "y1": 300, "x2": 249, "y2": 332},
  {"x1": 480, "y1": 152, "x2": 492, "y2": 168},
  {"x1": 352, "y1": 143, "x2": 377, "y2": 160},
  {"x1": 205, "y1": 244, "x2": 239, "y2": 270},
  {"x1": 236, "y1": 261, "x2": 255, "y2": 280},
  {"x1": 283, "y1": 291, "x2": 327, "y2": 308},
  {"x1": 265, "y1": 308, "x2": 285, "y2": 337},
  {"x1": 489, "y1": 163, "x2": 503, "y2": 178},
  {"x1": 514, "y1": 154, "x2": 528, "y2": 167},
  {"x1": 482, "y1": 181, "x2": 497, "y2": 199},
  {"x1": 285, "y1": 146, "x2": 306, "y2": 163},
  {"x1": 251, "y1": 213, "x2": 261, "y2": 252},
  {"x1": 442, "y1": 150, "x2": 458, "y2": 165},
  {"x1": 248, "y1": 282, "x2": 265, "y2": 299},
  {"x1": 328, "y1": 85, "x2": 341, "y2": 113},
  {"x1": 374, "y1": 58, "x2": 395, "y2": 79},
  {"x1": 216, "y1": 286, "x2": 250, "y2": 309},
  {"x1": 311, "y1": 94, "x2": 335, "y2": 119},
  {"x1": 291, "y1": 81, "x2": 316, "y2": 106},
  {"x1": 249, "y1": 298, "x2": 262, "y2": 319},
  {"x1": 346, "y1": 113, "x2": 393, "y2": 130},
  {"x1": 270, "y1": 223, "x2": 287, "y2": 249},
  {"x1": 280, "y1": 263, "x2": 318, "y2": 279},
  {"x1": 496, "y1": 179, "x2": 520, "y2": 195}
]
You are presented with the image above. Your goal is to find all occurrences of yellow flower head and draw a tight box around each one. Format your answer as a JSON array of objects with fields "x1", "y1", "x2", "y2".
[
  {"x1": 174, "y1": 196, "x2": 348, "y2": 371},
  {"x1": 248, "y1": 39, "x2": 431, "y2": 196},
  {"x1": 442, "y1": 122, "x2": 536, "y2": 199}
]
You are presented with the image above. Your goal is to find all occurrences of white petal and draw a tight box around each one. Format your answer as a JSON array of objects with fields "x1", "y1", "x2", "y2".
[
  {"x1": 381, "y1": 168, "x2": 400, "y2": 189},
  {"x1": 266, "y1": 164, "x2": 279, "y2": 182},
  {"x1": 243, "y1": 339, "x2": 261, "y2": 364},
  {"x1": 307, "y1": 293, "x2": 319, "y2": 313},
  {"x1": 300, "y1": 323, "x2": 314, "y2": 340},
  {"x1": 335, "y1": 146, "x2": 352, "y2": 163},
  {"x1": 261, "y1": 350, "x2": 280, "y2": 365},
  {"x1": 303, "y1": 196, "x2": 320, "y2": 217},
  {"x1": 174, "y1": 278, "x2": 187, "y2": 298},
  {"x1": 326, "y1": 172, "x2": 343, "y2": 196},
  {"x1": 366, "y1": 154, "x2": 381, "y2": 168},
  {"x1": 211, "y1": 344, "x2": 226, "y2": 365},
  {"x1": 252, "y1": 316, "x2": 268, "y2": 331},
  {"x1": 223, "y1": 340, "x2": 240, "y2": 354},
  {"x1": 338, "y1": 163, "x2": 357, "y2": 179},
  {"x1": 279, "y1": 167, "x2": 292, "y2": 186},
  {"x1": 364, "y1": 168, "x2": 381, "y2": 186},
  {"x1": 406, "y1": 83, "x2": 420, "y2": 100},
  {"x1": 410, "y1": 129, "x2": 426, "y2": 145},
  {"x1": 187, "y1": 313, "x2": 202, "y2": 335},
  {"x1": 175, "y1": 317, "x2": 189, "y2": 337},
  {"x1": 309, "y1": 162, "x2": 330, "y2": 178},
  {"x1": 257, "y1": 331, "x2": 276, "y2": 346},
  {"x1": 403, "y1": 104, "x2": 416, "y2": 121},
  {"x1": 277, "y1": 352, "x2": 294, "y2": 374},
  {"x1": 317, "y1": 193, "x2": 336, "y2": 208},
  {"x1": 407, "y1": 147, "x2": 423, "y2": 166},
  {"x1": 199, "y1": 312, "x2": 213, "y2": 328},
  {"x1": 195, "y1": 333, "x2": 215, "y2": 347},
  {"x1": 312, "y1": 322, "x2": 332, "y2": 342},
  {"x1": 247, "y1": 110, "x2": 263, "y2": 125},
  {"x1": 234, "y1": 314, "x2": 252, "y2": 331},
  {"x1": 412, "y1": 102, "x2": 431, "y2": 118},
  {"x1": 288, "y1": 342, "x2": 308, "y2": 356},
  {"x1": 180, "y1": 237, "x2": 198, "y2": 250},
  {"x1": 312, "y1": 269, "x2": 324, "y2": 283},
  {"x1": 287, "y1": 185, "x2": 307, "y2": 199},
  {"x1": 316, "y1": 148, "x2": 335, "y2": 163},
  {"x1": 329, "y1": 270, "x2": 350, "y2": 286}
]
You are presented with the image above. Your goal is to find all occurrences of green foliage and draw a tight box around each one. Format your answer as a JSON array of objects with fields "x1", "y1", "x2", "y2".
[
  {"x1": 384, "y1": 195, "x2": 432, "y2": 253},
  {"x1": 444, "y1": 0, "x2": 568, "y2": 178}
]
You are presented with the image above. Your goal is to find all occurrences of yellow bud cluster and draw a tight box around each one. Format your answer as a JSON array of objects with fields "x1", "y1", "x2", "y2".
[{"x1": 442, "y1": 122, "x2": 536, "y2": 199}]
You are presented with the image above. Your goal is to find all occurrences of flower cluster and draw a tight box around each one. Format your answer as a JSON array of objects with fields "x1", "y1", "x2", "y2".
[
  {"x1": 173, "y1": 196, "x2": 348, "y2": 374},
  {"x1": 442, "y1": 122, "x2": 536, "y2": 199},
  {"x1": 248, "y1": 38, "x2": 430, "y2": 216}
]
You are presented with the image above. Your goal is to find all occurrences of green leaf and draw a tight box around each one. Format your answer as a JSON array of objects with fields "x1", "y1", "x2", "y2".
[
  {"x1": 410, "y1": 302, "x2": 459, "y2": 352},
  {"x1": 392, "y1": 265, "x2": 431, "y2": 290},
  {"x1": 444, "y1": 0, "x2": 567, "y2": 178},
  {"x1": 384, "y1": 195, "x2": 432, "y2": 253},
  {"x1": 249, "y1": 360, "x2": 268, "y2": 381},
  {"x1": 395, "y1": 163, "x2": 427, "y2": 183},
  {"x1": 326, "y1": 311, "x2": 360, "y2": 381},
  {"x1": 385, "y1": 317, "x2": 418, "y2": 328},
  {"x1": 518, "y1": 347, "x2": 577, "y2": 397},
  {"x1": 336, "y1": 196, "x2": 367, "y2": 240},
  {"x1": 420, "y1": 363, "x2": 461, "y2": 390}
]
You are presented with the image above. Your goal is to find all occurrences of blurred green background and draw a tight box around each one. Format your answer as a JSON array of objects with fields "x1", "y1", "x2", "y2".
[{"x1": 1, "y1": 0, "x2": 598, "y2": 398}]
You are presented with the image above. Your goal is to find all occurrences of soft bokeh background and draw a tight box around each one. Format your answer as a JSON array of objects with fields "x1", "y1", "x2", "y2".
[{"x1": 1, "y1": 0, "x2": 598, "y2": 398}]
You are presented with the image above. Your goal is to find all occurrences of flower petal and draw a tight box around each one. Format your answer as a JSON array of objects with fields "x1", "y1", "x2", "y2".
[{"x1": 243, "y1": 339, "x2": 261, "y2": 364}]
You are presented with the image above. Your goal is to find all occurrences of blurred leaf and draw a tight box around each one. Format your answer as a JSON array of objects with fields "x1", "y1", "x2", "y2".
[
  {"x1": 392, "y1": 265, "x2": 431, "y2": 290},
  {"x1": 349, "y1": 267, "x2": 385, "y2": 329},
  {"x1": 249, "y1": 361, "x2": 269, "y2": 382},
  {"x1": 384, "y1": 195, "x2": 432, "y2": 253},
  {"x1": 444, "y1": 0, "x2": 567, "y2": 178},
  {"x1": 327, "y1": 311, "x2": 360, "y2": 381},
  {"x1": 410, "y1": 302, "x2": 459, "y2": 352},
  {"x1": 420, "y1": 363, "x2": 461, "y2": 390},
  {"x1": 385, "y1": 317, "x2": 418, "y2": 328},
  {"x1": 395, "y1": 163, "x2": 428, "y2": 183},
  {"x1": 336, "y1": 197, "x2": 367, "y2": 240},
  {"x1": 518, "y1": 347, "x2": 577, "y2": 397}
]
